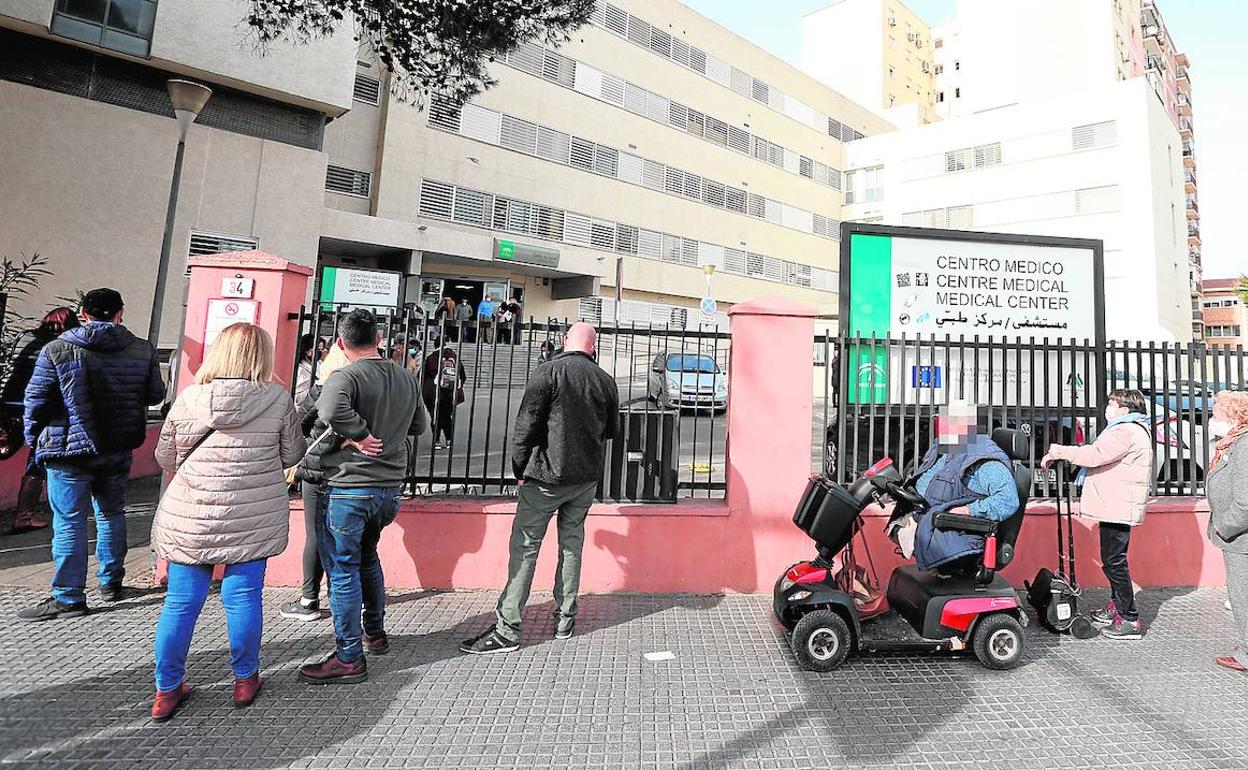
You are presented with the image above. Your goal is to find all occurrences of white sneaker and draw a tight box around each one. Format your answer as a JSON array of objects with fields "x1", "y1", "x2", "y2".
[{"x1": 1227, "y1": 598, "x2": 1233, "y2": 612}]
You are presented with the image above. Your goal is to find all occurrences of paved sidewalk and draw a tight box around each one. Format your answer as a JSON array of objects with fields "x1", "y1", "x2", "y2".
[{"x1": 0, "y1": 573, "x2": 1245, "y2": 769}]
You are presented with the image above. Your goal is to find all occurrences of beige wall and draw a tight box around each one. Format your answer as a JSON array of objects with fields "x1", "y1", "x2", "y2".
[
  {"x1": 0, "y1": 82, "x2": 326, "y2": 346},
  {"x1": 360, "y1": 0, "x2": 897, "y2": 316}
]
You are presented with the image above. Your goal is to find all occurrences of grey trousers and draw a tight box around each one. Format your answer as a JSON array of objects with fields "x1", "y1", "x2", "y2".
[
  {"x1": 1224, "y1": 551, "x2": 1248, "y2": 666},
  {"x1": 495, "y1": 480, "x2": 598, "y2": 641}
]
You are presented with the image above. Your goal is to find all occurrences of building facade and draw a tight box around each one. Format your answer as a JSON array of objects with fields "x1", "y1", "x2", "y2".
[
  {"x1": 1200, "y1": 279, "x2": 1246, "y2": 350},
  {"x1": 0, "y1": 0, "x2": 891, "y2": 348},
  {"x1": 802, "y1": 0, "x2": 936, "y2": 126},
  {"x1": 840, "y1": 79, "x2": 1192, "y2": 342}
]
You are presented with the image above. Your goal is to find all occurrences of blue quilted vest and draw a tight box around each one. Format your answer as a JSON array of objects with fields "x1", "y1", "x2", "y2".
[{"x1": 912, "y1": 435, "x2": 1012, "y2": 571}]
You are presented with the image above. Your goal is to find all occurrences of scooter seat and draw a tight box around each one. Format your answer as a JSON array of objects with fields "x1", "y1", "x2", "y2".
[{"x1": 887, "y1": 564, "x2": 1016, "y2": 639}]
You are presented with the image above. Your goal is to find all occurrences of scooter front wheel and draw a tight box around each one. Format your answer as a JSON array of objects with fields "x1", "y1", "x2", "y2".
[{"x1": 791, "y1": 609, "x2": 852, "y2": 672}]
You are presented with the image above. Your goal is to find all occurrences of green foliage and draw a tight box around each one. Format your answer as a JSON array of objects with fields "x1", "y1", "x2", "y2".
[
  {"x1": 0, "y1": 253, "x2": 54, "y2": 388},
  {"x1": 246, "y1": 0, "x2": 595, "y2": 107}
]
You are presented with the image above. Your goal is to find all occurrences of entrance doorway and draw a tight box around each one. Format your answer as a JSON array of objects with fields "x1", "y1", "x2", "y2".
[{"x1": 420, "y1": 276, "x2": 515, "y2": 318}]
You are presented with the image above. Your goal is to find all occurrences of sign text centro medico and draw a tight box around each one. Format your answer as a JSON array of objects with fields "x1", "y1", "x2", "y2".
[
  {"x1": 319, "y1": 266, "x2": 401, "y2": 313},
  {"x1": 846, "y1": 230, "x2": 1100, "y2": 341}
]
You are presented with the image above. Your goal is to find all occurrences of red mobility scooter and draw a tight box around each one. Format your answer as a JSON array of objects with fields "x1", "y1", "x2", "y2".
[{"x1": 773, "y1": 428, "x2": 1032, "y2": 672}]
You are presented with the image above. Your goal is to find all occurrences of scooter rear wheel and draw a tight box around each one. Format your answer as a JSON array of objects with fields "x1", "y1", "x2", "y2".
[{"x1": 791, "y1": 609, "x2": 852, "y2": 672}]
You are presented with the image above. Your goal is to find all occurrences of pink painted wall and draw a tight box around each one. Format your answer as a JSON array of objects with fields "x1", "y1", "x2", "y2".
[
  {"x1": 261, "y1": 295, "x2": 1228, "y2": 593},
  {"x1": 0, "y1": 425, "x2": 163, "y2": 509}
]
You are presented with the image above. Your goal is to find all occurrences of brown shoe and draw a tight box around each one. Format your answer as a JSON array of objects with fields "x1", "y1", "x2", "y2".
[
  {"x1": 299, "y1": 652, "x2": 367, "y2": 685},
  {"x1": 233, "y1": 673, "x2": 262, "y2": 708},
  {"x1": 11, "y1": 511, "x2": 48, "y2": 532},
  {"x1": 151, "y1": 683, "x2": 191, "y2": 722},
  {"x1": 364, "y1": 632, "x2": 390, "y2": 655}
]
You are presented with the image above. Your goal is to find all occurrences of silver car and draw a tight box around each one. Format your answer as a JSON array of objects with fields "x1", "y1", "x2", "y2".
[{"x1": 648, "y1": 353, "x2": 727, "y2": 411}]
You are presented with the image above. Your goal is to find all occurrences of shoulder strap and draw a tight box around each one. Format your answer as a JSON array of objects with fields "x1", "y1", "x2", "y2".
[{"x1": 178, "y1": 428, "x2": 216, "y2": 469}]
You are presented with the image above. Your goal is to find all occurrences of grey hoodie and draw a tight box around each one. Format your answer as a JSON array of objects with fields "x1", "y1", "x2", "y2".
[{"x1": 153, "y1": 379, "x2": 304, "y2": 565}]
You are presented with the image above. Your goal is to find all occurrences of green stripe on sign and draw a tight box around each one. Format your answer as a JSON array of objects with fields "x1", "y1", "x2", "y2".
[
  {"x1": 847, "y1": 234, "x2": 892, "y2": 404},
  {"x1": 848, "y1": 234, "x2": 892, "y2": 335},
  {"x1": 319, "y1": 267, "x2": 338, "y2": 310}
]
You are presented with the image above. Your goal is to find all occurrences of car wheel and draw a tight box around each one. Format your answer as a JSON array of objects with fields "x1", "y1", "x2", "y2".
[
  {"x1": 971, "y1": 613, "x2": 1024, "y2": 670},
  {"x1": 790, "y1": 609, "x2": 852, "y2": 672}
]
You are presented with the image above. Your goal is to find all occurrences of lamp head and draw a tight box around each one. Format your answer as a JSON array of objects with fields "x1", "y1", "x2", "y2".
[{"x1": 166, "y1": 79, "x2": 212, "y2": 139}]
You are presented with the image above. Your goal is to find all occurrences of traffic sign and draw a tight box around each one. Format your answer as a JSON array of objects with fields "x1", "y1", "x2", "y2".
[{"x1": 700, "y1": 297, "x2": 718, "y2": 315}]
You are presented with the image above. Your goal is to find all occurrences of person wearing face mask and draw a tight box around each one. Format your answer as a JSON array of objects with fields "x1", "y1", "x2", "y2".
[
  {"x1": 1204, "y1": 389, "x2": 1248, "y2": 672},
  {"x1": 1042, "y1": 389, "x2": 1153, "y2": 640},
  {"x1": 908, "y1": 400, "x2": 1020, "y2": 574}
]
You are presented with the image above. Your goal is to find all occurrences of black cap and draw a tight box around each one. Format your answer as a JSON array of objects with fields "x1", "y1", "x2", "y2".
[{"x1": 81, "y1": 288, "x2": 124, "y2": 321}]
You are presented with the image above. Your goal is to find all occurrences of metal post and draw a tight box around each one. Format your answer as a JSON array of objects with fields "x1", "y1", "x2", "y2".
[{"x1": 147, "y1": 137, "x2": 187, "y2": 346}]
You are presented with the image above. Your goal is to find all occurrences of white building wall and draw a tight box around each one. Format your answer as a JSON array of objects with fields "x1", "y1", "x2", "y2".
[
  {"x1": 802, "y1": 0, "x2": 885, "y2": 115},
  {"x1": 844, "y1": 78, "x2": 1189, "y2": 342},
  {"x1": 935, "y1": 0, "x2": 1118, "y2": 118}
]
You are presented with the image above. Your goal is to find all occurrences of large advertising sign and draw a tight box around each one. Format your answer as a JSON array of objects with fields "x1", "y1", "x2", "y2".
[{"x1": 839, "y1": 224, "x2": 1105, "y2": 407}]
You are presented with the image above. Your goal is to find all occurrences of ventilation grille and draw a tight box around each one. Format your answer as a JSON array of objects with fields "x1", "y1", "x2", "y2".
[
  {"x1": 353, "y1": 72, "x2": 381, "y2": 105},
  {"x1": 501, "y1": 42, "x2": 841, "y2": 190},
  {"x1": 0, "y1": 29, "x2": 324, "y2": 150},
  {"x1": 1072, "y1": 121, "x2": 1117, "y2": 151},
  {"x1": 187, "y1": 230, "x2": 259, "y2": 273},
  {"x1": 325, "y1": 165, "x2": 371, "y2": 197},
  {"x1": 416, "y1": 179, "x2": 836, "y2": 293},
  {"x1": 426, "y1": 96, "x2": 839, "y2": 239}
]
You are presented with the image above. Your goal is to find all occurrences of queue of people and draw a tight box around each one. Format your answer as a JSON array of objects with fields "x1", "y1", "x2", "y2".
[
  {"x1": 433, "y1": 294, "x2": 522, "y2": 345},
  {"x1": 1, "y1": 288, "x2": 1246, "y2": 718}
]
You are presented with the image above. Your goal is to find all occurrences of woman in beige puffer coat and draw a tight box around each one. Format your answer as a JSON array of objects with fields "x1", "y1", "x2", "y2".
[{"x1": 149, "y1": 323, "x2": 304, "y2": 722}]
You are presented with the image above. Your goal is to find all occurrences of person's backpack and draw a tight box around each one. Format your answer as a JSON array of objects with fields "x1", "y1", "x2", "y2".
[{"x1": 438, "y1": 355, "x2": 459, "y2": 389}]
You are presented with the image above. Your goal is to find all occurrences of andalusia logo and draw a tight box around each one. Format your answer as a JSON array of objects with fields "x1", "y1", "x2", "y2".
[
  {"x1": 857, "y1": 361, "x2": 887, "y2": 387},
  {"x1": 1066, "y1": 373, "x2": 1084, "y2": 390}
]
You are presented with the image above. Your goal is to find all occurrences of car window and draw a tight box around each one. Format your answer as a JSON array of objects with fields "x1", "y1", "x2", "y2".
[{"x1": 666, "y1": 355, "x2": 718, "y2": 373}]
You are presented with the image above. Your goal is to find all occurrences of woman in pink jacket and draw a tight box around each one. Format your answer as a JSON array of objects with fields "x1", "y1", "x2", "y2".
[{"x1": 1042, "y1": 389, "x2": 1154, "y2": 640}]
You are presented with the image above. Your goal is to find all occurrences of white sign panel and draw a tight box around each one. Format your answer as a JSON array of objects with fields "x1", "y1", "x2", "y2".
[
  {"x1": 204, "y1": 299, "x2": 258, "y2": 347},
  {"x1": 220, "y1": 276, "x2": 255, "y2": 298},
  {"x1": 888, "y1": 237, "x2": 1096, "y2": 340},
  {"x1": 320, "y1": 267, "x2": 401, "y2": 313}
]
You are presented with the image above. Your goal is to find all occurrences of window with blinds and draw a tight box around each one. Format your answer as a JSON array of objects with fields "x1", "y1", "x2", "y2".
[
  {"x1": 353, "y1": 72, "x2": 381, "y2": 105},
  {"x1": 325, "y1": 165, "x2": 371, "y2": 197},
  {"x1": 973, "y1": 142, "x2": 1002, "y2": 168},
  {"x1": 945, "y1": 149, "x2": 971, "y2": 173},
  {"x1": 1072, "y1": 121, "x2": 1117, "y2": 151}
]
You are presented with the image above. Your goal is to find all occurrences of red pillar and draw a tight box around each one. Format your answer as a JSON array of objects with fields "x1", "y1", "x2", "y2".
[
  {"x1": 156, "y1": 250, "x2": 313, "y2": 584},
  {"x1": 179, "y1": 250, "x2": 313, "y2": 396},
  {"x1": 723, "y1": 298, "x2": 817, "y2": 590}
]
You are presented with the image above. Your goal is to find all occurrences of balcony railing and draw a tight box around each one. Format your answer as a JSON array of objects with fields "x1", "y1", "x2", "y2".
[{"x1": 1188, "y1": 223, "x2": 1201, "y2": 239}]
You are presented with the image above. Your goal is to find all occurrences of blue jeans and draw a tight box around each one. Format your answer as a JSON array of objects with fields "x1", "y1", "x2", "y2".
[
  {"x1": 153, "y1": 560, "x2": 267, "y2": 692},
  {"x1": 317, "y1": 486, "x2": 400, "y2": 663},
  {"x1": 46, "y1": 452, "x2": 132, "y2": 605}
]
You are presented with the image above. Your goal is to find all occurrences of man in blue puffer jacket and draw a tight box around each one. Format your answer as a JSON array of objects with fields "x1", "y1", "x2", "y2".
[{"x1": 17, "y1": 288, "x2": 165, "y2": 621}]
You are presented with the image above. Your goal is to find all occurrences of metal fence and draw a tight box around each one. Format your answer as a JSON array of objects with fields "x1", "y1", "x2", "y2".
[
  {"x1": 817, "y1": 333, "x2": 1247, "y2": 498},
  {"x1": 292, "y1": 307, "x2": 728, "y2": 503}
]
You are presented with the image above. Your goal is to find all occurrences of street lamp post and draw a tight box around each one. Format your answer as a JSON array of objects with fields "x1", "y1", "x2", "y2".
[{"x1": 147, "y1": 78, "x2": 212, "y2": 346}]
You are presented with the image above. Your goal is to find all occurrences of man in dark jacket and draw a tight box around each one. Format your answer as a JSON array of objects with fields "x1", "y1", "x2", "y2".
[
  {"x1": 18, "y1": 288, "x2": 165, "y2": 621},
  {"x1": 460, "y1": 322, "x2": 618, "y2": 654}
]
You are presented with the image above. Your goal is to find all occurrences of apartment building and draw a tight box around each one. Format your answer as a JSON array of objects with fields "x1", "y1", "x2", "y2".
[
  {"x1": 802, "y1": 0, "x2": 936, "y2": 126},
  {"x1": 0, "y1": 0, "x2": 891, "y2": 347},
  {"x1": 841, "y1": 78, "x2": 1192, "y2": 342},
  {"x1": 1200, "y1": 279, "x2": 1247, "y2": 350},
  {"x1": 924, "y1": 0, "x2": 1204, "y2": 334}
]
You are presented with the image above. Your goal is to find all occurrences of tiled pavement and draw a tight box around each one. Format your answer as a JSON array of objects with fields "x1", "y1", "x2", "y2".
[{"x1": 0, "y1": 494, "x2": 1246, "y2": 768}]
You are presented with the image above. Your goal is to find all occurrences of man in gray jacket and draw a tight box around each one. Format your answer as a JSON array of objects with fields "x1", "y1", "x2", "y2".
[
  {"x1": 299, "y1": 309, "x2": 425, "y2": 684},
  {"x1": 461, "y1": 323, "x2": 618, "y2": 654}
]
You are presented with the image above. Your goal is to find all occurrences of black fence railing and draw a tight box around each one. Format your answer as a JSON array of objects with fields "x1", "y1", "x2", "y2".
[
  {"x1": 817, "y1": 334, "x2": 1247, "y2": 498},
  {"x1": 291, "y1": 307, "x2": 728, "y2": 503}
]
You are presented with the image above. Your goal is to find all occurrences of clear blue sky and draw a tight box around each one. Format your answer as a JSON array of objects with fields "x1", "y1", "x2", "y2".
[{"x1": 679, "y1": 0, "x2": 1244, "y2": 280}]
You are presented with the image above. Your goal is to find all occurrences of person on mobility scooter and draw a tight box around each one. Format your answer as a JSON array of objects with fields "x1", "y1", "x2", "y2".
[{"x1": 775, "y1": 401, "x2": 1033, "y2": 672}]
